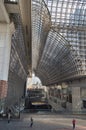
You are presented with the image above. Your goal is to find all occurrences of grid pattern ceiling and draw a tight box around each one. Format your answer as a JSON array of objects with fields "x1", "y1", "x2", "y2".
[
  {"x1": 45, "y1": 0, "x2": 86, "y2": 26},
  {"x1": 32, "y1": 0, "x2": 51, "y2": 70},
  {"x1": 32, "y1": 0, "x2": 86, "y2": 85}
]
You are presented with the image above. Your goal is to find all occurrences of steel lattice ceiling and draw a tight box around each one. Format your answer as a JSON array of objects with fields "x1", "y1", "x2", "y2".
[{"x1": 32, "y1": 0, "x2": 86, "y2": 85}]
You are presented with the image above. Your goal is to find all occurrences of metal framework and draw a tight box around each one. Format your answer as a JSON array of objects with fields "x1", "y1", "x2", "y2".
[
  {"x1": 9, "y1": 14, "x2": 28, "y2": 80},
  {"x1": 32, "y1": 0, "x2": 86, "y2": 85},
  {"x1": 32, "y1": 0, "x2": 51, "y2": 70}
]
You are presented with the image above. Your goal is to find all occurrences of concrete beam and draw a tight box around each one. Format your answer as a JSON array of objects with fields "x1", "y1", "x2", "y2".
[
  {"x1": 52, "y1": 24, "x2": 86, "y2": 31},
  {"x1": 5, "y1": 3, "x2": 20, "y2": 13},
  {"x1": 0, "y1": 0, "x2": 10, "y2": 23}
]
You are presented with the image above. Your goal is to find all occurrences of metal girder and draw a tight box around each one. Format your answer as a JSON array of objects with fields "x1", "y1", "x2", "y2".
[{"x1": 51, "y1": 25, "x2": 86, "y2": 32}]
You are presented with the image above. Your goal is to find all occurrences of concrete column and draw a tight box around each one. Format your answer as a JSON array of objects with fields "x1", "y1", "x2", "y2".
[
  {"x1": 0, "y1": 0, "x2": 10, "y2": 23},
  {"x1": 72, "y1": 87, "x2": 81, "y2": 113},
  {"x1": 0, "y1": 23, "x2": 14, "y2": 100}
]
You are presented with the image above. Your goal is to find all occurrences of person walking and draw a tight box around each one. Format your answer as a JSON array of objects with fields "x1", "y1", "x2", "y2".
[
  {"x1": 30, "y1": 117, "x2": 33, "y2": 127},
  {"x1": 8, "y1": 109, "x2": 11, "y2": 123},
  {"x1": 72, "y1": 118, "x2": 76, "y2": 130}
]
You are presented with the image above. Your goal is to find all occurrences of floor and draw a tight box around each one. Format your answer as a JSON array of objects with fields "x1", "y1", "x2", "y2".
[{"x1": 0, "y1": 112, "x2": 86, "y2": 130}]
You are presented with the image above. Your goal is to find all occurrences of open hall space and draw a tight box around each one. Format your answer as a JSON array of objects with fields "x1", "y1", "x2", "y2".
[
  {"x1": 0, "y1": 113, "x2": 86, "y2": 130},
  {"x1": 0, "y1": 0, "x2": 86, "y2": 129}
]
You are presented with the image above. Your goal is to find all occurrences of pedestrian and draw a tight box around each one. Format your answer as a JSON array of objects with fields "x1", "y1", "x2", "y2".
[
  {"x1": 30, "y1": 117, "x2": 33, "y2": 127},
  {"x1": 72, "y1": 118, "x2": 76, "y2": 130},
  {"x1": 8, "y1": 109, "x2": 11, "y2": 123}
]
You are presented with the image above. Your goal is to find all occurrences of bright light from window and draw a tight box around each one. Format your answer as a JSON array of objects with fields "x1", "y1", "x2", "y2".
[
  {"x1": 32, "y1": 72, "x2": 35, "y2": 77},
  {"x1": 10, "y1": 0, "x2": 17, "y2": 2}
]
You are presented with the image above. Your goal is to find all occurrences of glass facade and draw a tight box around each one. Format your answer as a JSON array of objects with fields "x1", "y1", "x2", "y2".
[
  {"x1": 9, "y1": 14, "x2": 27, "y2": 79},
  {"x1": 32, "y1": 0, "x2": 51, "y2": 70},
  {"x1": 7, "y1": 14, "x2": 28, "y2": 105},
  {"x1": 32, "y1": 0, "x2": 86, "y2": 85}
]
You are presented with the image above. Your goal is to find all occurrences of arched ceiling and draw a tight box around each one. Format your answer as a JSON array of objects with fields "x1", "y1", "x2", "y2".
[
  {"x1": 32, "y1": 0, "x2": 51, "y2": 70},
  {"x1": 32, "y1": 0, "x2": 86, "y2": 85}
]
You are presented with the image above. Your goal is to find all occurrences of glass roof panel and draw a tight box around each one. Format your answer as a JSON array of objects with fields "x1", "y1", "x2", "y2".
[{"x1": 32, "y1": 0, "x2": 86, "y2": 85}]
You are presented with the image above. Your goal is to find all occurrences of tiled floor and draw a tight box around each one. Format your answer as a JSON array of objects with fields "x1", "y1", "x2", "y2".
[{"x1": 0, "y1": 113, "x2": 86, "y2": 130}]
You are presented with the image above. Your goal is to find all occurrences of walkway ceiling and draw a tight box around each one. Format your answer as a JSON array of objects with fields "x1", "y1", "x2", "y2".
[
  {"x1": 32, "y1": 0, "x2": 86, "y2": 85},
  {"x1": 0, "y1": 0, "x2": 10, "y2": 23}
]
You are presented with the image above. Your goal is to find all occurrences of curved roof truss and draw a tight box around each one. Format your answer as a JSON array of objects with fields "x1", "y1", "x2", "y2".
[{"x1": 32, "y1": 0, "x2": 86, "y2": 85}]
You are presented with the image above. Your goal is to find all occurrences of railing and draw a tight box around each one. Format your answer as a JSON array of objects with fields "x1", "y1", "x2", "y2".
[{"x1": 4, "y1": 0, "x2": 19, "y2": 4}]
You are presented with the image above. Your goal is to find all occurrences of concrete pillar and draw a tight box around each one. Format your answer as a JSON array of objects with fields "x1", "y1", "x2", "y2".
[
  {"x1": 0, "y1": 23, "x2": 14, "y2": 109},
  {"x1": 72, "y1": 87, "x2": 81, "y2": 113}
]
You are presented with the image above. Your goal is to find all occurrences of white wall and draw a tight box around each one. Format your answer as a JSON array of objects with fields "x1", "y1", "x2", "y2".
[{"x1": 0, "y1": 23, "x2": 12, "y2": 81}]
